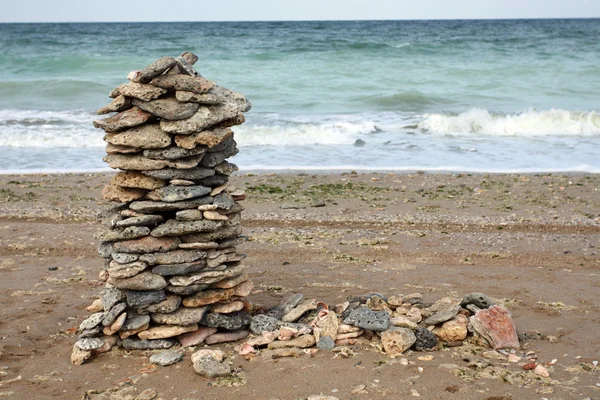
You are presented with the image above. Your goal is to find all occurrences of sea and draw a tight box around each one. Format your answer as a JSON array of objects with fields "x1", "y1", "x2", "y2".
[{"x1": 0, "y1": 19, "x2": 599, "y2": 174}]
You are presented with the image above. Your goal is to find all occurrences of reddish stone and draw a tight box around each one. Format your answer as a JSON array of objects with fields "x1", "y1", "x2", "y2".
[{"x1": 469, "y1": 304, "x2": 520, "y2": 350}]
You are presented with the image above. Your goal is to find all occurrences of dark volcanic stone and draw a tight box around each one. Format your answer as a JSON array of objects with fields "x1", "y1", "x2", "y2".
[
  {"x1": 201, "y1": 311, "x2": 252, "y2": 330},
  {"x1": 102, "y1": 302, "x2": 127, "y2": 326},
  {"x1": 152, "y1": 260, "x2": 207, "y2": 276},
  {"x1": 460, "y1": 292, "x2": 495, "y2": 310},
  {"x1": 120, "y1": 338, "x2": 176, "y2": 350},
  {"x1": 196, "y1": 174, "x2": 229, "y2": 187},
  {"x1": 120, "y1": 314, "x2": 151, "y2": 331},
  {"x1": 124, "y1": 290, "x2": 167, "y2": 308},
  {"x1": 343, "y1": 307, "x2": 390, "y2": 332},
  {"x1": 250, "y1": 314, "x2": 280, "y2": 335},
  {"x1": 166, "y1": 284, "x2": 208, "y2": 295},
  {"x1": 412, "y1": 327, "x2": 439, "y2": 351}
]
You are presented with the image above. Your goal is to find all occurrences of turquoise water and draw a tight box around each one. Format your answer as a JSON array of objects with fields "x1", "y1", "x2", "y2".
[{"x1": 1, "y1": 20, "x2": 599, "y2": 172}]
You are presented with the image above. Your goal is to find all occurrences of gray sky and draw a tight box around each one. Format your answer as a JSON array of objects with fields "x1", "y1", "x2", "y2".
[{"x1": 2, "y1": 0, "x2": 599, "y2": 22}]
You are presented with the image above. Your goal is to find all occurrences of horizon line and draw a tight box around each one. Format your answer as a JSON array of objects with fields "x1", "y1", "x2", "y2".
[{"x1": 1, "y1": 16, "x2": 599, "y2": 24}]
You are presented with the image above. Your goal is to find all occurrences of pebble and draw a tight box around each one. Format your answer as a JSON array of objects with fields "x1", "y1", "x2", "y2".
[
  {"x1": 149, "y1": 349, "x2": 184, "y2": 366},
  {"x1": 75, "y1": 338, "x2": 105, "y2": 351},
  {"x1": 413, "y1": 328, "x2": 438, "y2": 351}
]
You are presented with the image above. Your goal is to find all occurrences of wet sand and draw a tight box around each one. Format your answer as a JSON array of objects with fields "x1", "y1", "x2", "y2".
[{"x1": 0, "y1": 172, "x2": 599, "y2": 399}]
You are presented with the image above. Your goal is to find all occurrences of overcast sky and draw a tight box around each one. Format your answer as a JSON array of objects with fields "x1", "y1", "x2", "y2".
[{"x1": 2, "y1": 0, "x2": 599, "y2": 23}]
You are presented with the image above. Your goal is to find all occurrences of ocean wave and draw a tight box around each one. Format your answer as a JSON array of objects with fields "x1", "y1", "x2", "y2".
[
  {"x1": 358, "y1": 90, "x2": 451, "y2": 110},
  {"x1": 0, "y1": 109, "x2": 103, "y2": 148},
  {"x1": 419, "y1": 108, "x2": 600, "y2": 136}
]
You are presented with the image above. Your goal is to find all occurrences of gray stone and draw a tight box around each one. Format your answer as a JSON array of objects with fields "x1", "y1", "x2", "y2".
[
  {"x1": 93, "y1": 107, "x2": 154, "y2": 133},
  {"x1": 120, "y1": 314, "x2": 151, "y2": 331},
  {"x1": 101, "y1": 287, "x2": 124, "y2": 311},
  {"x1": 150, "y1": 74, "x2": 214, "y2": 94},
  {"x1": 79, "y1": 312, "x2": 105, "y2": 331},
  {"x1": 169, "y1": 264, "x2": 245, "y2": 287},
  {"x1": 103, "y1": 153, "x2": 202, "y2": 171},
  {"x1": 208, "y1": 137, "x2": 237, "y2": 154},
  {"x1": 317, "y1": 336, "x2": 335, "y2": 350},
  {"x1": 129, "y1": 197, "x2": 214, "y2": 213},
  {"x1": 152, "y1": 260, "x2": 207, "y2": 276},
  {"x1": 250, "y1": 314, "x2": 280, "y2": 335},
  {"x1": 200, "y1": 311, "x2": 251, "y2": 330},
  {"x1": 75, "y1": 338, "x2": 105, "y2": 351},
  {"x1": 133, "y1": 56, "x2": 177, "y2": 83},
  {"x1": 192, "y1": 350, "x2": 231, "y2": 378},
  {"x1": 139, "y1": 249, "x2": 206, "y2": 265},
  {"x1": 78, "y1": 327, "x2": 102, "y2": 338},
  {"x1": 343, "y1": 307, "x2": 390, "y2": 332},
  {"x1": 196, "y1": 174, "x2": 229, "y2": 187},
  {"x1": 124, "y1": 290, "x2": 167, "y2": 308},
  {"x1": 143, "y1": 146, "x2": 206, "y2": 161},
  {"x1": 115, "y1": 215, "x2": 163, "y2": 228},
  {"x1": 423, "y1": 304, "x2": 460, "y2": 326},
  {"x1": 111, "y1": 253, "x2": 139, "y2": 264},
  {"x1": 151, "y1": 219, "x2": 223, "y2": 237},
  {"x1": 108, "y1": 271, "x2": 167, "y2": 290},
  {"x1": 99, "y1": 226, "x2": 150, "y2": 243},
  {"x1": 104, "y1": 124, "x2": 172, "y2": 149},
  {"x1": 132, "y1": 97, "x2": 200, "y2": 121},
  {"x1": 102, "y1": 302, "x2": 127, "y2": 326},
  {"x1": 461, "y1": 292, "x2": 495, "y2": 310},
  {"x1": 151, "y1": 306, "x2": 209, "y2": 326},
  {"x1": 214, "y1": 161, "x2": 239, "y2": 176},
  {"x1": 175, "y1": 209, "x2": 204, "y2": 221},
  {"x1": 98, "y1": 242, "x2": 115, "y2": 258},
  {"x1": 143, "y1": 166, "x2": 215, "y2": 181},
  {"x1": 151, "y1": 185, "x2": 211, "y2": 203},
  {"x1": 145, "y1": 295, "x2": 181, "y2": 313},
  {"x1": 213, "y1": 192, "x2": 235, "y2": 211},
  {"x1": 110, "y1": 82, "x2": 167, "y2": 101},
  {"x1": 112, "y1": 236, "x2": 181, "y2": 254},
  {"x1": 181, "y1": 226, "x2": 241, "y2": 243},
  {"x1": 176, "y1": 91, "x2": 222, "y2": 104},
  {"x1": 97, "y1": 94, "x2": 132, "y2": 115},
  {"x1": 161, "y1": 104, "x2": 241, "y2": 135},
  {"x1": 120, "y1": 338, "x2": 176, "y2": 350},
  {"x1": 149, "y1": 349, "x2": 184, "y2": 366},
  {"x1": 199, "y1": 151, "x2": 229, "y2": 168},
  {"x1": 107, "y1": 260, "x2": 148, "y2": 279},
  {"x1": 166, "y1": 284, "x2": 208, "y2": 295},
  {"x1": 413, "y1": 327, "x2": 439, "y2": 351}
]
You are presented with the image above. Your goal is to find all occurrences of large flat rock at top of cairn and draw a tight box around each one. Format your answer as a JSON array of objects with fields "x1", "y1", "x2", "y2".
[{"x1": 79, "y1": 51, "x2": 253, "y2": 367}]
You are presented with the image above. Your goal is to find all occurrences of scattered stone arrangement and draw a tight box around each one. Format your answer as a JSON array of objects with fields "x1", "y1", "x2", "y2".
[{"x1": 72, "y1": 52, "x2": 254, "y2": 365}]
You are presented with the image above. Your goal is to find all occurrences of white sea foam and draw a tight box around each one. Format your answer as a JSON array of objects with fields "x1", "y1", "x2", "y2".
[{"x1": 419, "y1": 108, "x2": 600, "y2": 136}]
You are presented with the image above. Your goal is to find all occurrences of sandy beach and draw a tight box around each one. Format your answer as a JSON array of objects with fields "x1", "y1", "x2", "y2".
[{"x1": 0, "y1": 171, "x2": 598, "y2": 399}]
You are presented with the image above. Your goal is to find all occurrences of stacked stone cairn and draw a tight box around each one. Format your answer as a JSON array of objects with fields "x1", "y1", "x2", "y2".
[{"x1": 72, "y1": 52, "x2": 254, "y2": 365}]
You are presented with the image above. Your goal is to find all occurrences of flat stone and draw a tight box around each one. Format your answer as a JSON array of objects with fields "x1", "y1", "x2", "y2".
[
  {"x1": 113, "y1": 236, "x2": 180, "y2": 254},
  {"x1": 250, "y1": 315, "x2": 279, "y2": 335},
  {"x1": 108, "y1": 271, "x2": 167, "y2": 290},
  {"x1": 104, "y1": 124, "x2": 172, "y2": 149},
  {"x1": 209, "y1": 184, "x2": 227, "y2": 197},
  {"x1": 470, "y1": 304, "x2": 520, "y2": 349},
  {"x1": 132, "y1": 56, "x2": 177, "y2": 83},
  {"x1": 108, "y1": 260, "x2": 148, "y2": 279},
  {"x1": 170, "y1": 179, "x2": 195, "y2": 186},
  {"x1": 97, "y1": 94, "x2": 132, "y2": 115},
  {"x1": 199, "y1": 151, "x2": 228, "y2": 168},
  {"x1": 99, "y1": 226, "x2": 150, "y2": 243},
  {"x1": 214, "y1": 161, "x2": 238, "y2": 176},
  {"x1": 139, "y1": 249, "x2": 206, "y2": 265},
  {"x1": 102, "y1": 302, "x2": 127, "y2": 326},
  {"x1": 343, "y1": 308, "x2": 390, "y2": 332},
  {"x1": 151, "y1": 306, "x2": 209, "y2": 326},
  {"x1": 120, "y1": 314, "x2": 151, "y2": 331},
  {"x1": 178, "y1": 326, "x2": 218, "y2": 347},
  {"x1": 176, "y1": 209, "x2": 204, "y2": 221},
  {"x1": 268, "y1": 334, "x2": 316, "y2": 349},
  {"x1": 102, "y1": 184, "x2": 147, "y2": 202},
  {"x1": 115, "y1": 215, "x2": 163, "y2": 228},
  {"x1": 152, "y1": 260, "x2": 206, "y2": 276},
  {"x1": 93, "y1": 107, "x2": 153, "y2": 133},
  {"x1": 282, "y1": 299, "x2": 318, "y2": 323},
  {"x1": 210, "y1": 273, "x2": 248, "y2": 289},
  {"x1": 266, "y1": 293, "x2": 304, "y2": 319},
  {"x1": 176, "y1": 91, "x2": 222, "y2": 104},
  {"x1": 79, "y1": 312, "x2": 105, "y2": 330},
  {"x1": 105, "y1": 143, "x2": 140, "y2": 154},
  {"x1": 103, "y1": 154, "x2": 203, "y2": 171},
  {"x1": 101, "y1": 287, "x2": 124, "y2": 311},
  {"x1": 112, "y1": 171, "x2": 166, "y2": 190},
  {"x1": 182, "y1": 226, "x2": 242, "y2": 243},
  {"x1": 203, "y1": 210, "x2": 228, "y2": 221},
  {"x1": 149, "y1": 349, "x2": 184, "y2": 366},
  {"x1": 150, "y1": 74, "x2": 214, "y2": 94},
  {"x1": 129, "y1": 197, "x2": 213, "y2": 213},
  {"x1": 413, "y1": 327, "x2": 439, "y2": 351},
  {"x1": 111, "y1": 82, "x2": 167, "y2": 101},
  {"x1": 196, "y1": 174, "x2": 229, "y2": 187},
  {"x1": 381, "y1": 328, "x2": 416, "y2": 356},
  {"x1": 145, "y1": 295, "x2": 181, "y2": 313},
  {"x1": 124, "y1": 290, "x2": 167, "y2": 308},
  {"x1": 390, "y1": 316, "x2": 419, "y2": 330},
  {"x1": 234, "y1": 280, "x2": 254, "y2": 297},
  {"x1": 201, "y1": 311, "x2": 252, "y2": 330},
  {"x1": 206, "y1": 253, "x2": 227, "y2": 268},
  {"x1": 461, "y1": 292, "x2": 495, "y2": 310},
  {"x1": 103, "y1": 312, "x2": 127, "y2": 336},
  {"x1": 120, "y1": 338, "x2": 176, "y2": 350},
  {"x1": 150, "y1": 185, "x2": 211, "y2": 203},
  {"x1": 424, "y1": 304, "x2": 461, "y2": 326},
  {"x1": 169, "y1": 264, "x2": 245, "y2": 287},
  {"x1": 433, "y1": 315, "x2": 468, "y2": 342},
  {"x1": 119, "y1": 323, "x2": 150, "y2": 339},
  {"x1": 143, "y1": 166, "x2": 215, "y2": 181},
  {"x1": 182, "y1": 288, "x2": 235, "y2": 307},
  {"x1": 139, "y1": 324, "x2": 198, "y2": 340},
  {"x1": 191, "y1": 349, "x2": 231, "y2": 378},
  {"x1": 162, "y1": 104, "x2": 239, "y2": 135},
  {"x1": 133, "y1": 97, "x2": 200, "y2": 120},
  {"x1": 166, "y1": 284, "x2": 208, "y2": 295},
  {"x1": 211, "y1": 300, "x2": 244, "y2": 314},
  {"x1": 75, "y1": 337, "x2": 105, "y2": 351},
  {"x1": 212, "y1": 192, "x2": 234, "y2": 211},
  {"x1": 208, "y1": 136, "x2": 238, "y2": 154},
  {"x1": 79, "y1": 326, "x2": 102, "y2": 338},
  {"x1": 205, "y1": 329, "x2": 249, "y2": 345},
  {"x1": 143, "y1": 146, "x2": 206, "y2": 161},
  {"x1": 86, "y1": 299, "x2": 104, "y2": 313}
]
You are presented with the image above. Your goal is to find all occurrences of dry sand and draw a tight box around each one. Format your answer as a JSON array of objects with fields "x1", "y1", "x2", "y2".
[{"x1": 0, "y1": 172, "x2": 599, "y2": 399}]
